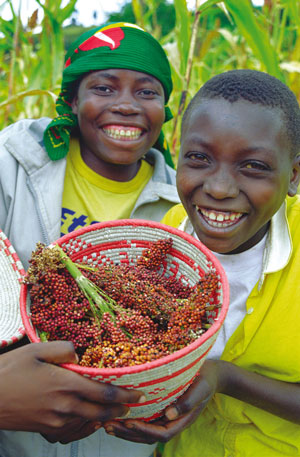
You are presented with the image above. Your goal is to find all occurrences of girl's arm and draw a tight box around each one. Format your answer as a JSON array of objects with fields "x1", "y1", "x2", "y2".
[{"x1": 0, "y1": 341, "x2": 144, "y2": 443}]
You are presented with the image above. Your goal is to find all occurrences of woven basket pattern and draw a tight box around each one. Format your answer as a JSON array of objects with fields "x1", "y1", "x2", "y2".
[
  {"x1": 0, "y1": 230, "x2": 26, "y2": 347},
  {"x1": 21, "y1": 220, "x2": 229, "y2": 420}
]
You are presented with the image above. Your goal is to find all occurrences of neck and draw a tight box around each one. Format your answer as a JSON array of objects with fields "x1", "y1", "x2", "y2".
[
  {"x1": 83, "y1": 156, "x2": 142, "y2": 182},
  {"x1": 79, "y1": 145, "x2": 142, "y2": 182}
]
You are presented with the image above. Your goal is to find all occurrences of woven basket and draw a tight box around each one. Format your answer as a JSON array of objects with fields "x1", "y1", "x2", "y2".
[
  {"x1": 20, "y1": 220, "x2": 229, "y2": 421},
  {"x1": 0, "y1": 230, "x2": 26, "y2": 347}
]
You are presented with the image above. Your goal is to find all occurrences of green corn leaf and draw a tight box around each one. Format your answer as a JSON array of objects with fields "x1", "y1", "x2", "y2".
[
  {"x1": 224, "y1": 0, "x2": 284, "y2": 80},
  {"x1": 197, "y1": 0, "x2": 225, "y2": 13},
  {"x1": 59, "y1": 0, "x2": 77, "y2": 23},
  {"x1": 173, "y1": 0, "x2": 190, "y2": 74},
  {"x1": 282, "y1": 0, "x2": 300, "y2": 27},
  {"x1": 132, "y1": 0, "x2": 144, "y2": 28},
  {"x1": 0, "y1": 89, "x2": 57, "y2": 109}
]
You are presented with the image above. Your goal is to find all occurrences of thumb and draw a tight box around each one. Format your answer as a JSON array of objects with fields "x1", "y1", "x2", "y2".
[
  {"x1": 33, "y1": 341, "x2": 79, "y2": 365},
  {"x1": 165, "y1": 373, "x2": 212, "y2": 420}
]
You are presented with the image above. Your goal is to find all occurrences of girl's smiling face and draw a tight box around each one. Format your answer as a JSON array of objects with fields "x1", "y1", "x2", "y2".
[
  {"x1": 178, "y1": 98, "x2": 300, "y2": 254},
  {"x1": 72, "y1": 69, "x2": 165, "y2": 181}
]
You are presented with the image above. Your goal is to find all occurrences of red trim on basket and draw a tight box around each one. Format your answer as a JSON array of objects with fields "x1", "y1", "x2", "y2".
[
  {"x1": 69, "y1": 241, "x2": 131, "y2": 261},
  {"x1": 12, "y1": 253, "x2": 19, "y2": 262},
  {"x1": 119, "y1": 345, "x2": 212, "y2": 389},
  {"x1": 141, "y1": 410, "x2": 164, "y2": 422},
  {"x1": 126, "y1": 373, "x2": 199, "y2": 422},
  {"x1": 0, "y1": 229, "x2": 26, "y2": 347},
  {"x1": 3, "y1": 237, "x2": 10, "y2": 247},
  {"x1": 67, "y1": 241, "x2": 206, "y2": 277},
  {"x1": 128, "y1": 371, "x2": 198, "y2": 407}
]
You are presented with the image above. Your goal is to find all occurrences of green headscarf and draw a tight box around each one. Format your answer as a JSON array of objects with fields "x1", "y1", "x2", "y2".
[{"x1": 43, "y1": 22, "x2": 174, "y2": 167}]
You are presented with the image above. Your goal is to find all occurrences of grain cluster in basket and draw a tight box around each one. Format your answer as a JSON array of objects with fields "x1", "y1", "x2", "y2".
[{"x1": 20, "y1": 220, "x2": 229, "y2": 421}]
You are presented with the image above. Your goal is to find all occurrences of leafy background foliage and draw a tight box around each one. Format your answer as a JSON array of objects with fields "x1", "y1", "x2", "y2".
[{"x1": 0, "y1": 0, "x2": 299, "y2": 164}]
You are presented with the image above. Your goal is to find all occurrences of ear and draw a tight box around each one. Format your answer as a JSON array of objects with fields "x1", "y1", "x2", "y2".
[
  {"x1": 288, "y1": 155, "x2": 300, "y2": 196},
  {"x1": 71, "y1": 96, "x2": 78, "y2": 115}
]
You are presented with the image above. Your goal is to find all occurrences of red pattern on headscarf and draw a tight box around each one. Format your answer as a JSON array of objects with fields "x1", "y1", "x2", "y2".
[
  {"x1": 64, "y1": 28, "x2": 125, "y2": 68},
  {"x1": 79, "y1": 28, "x2": 124, "y2": 51}
]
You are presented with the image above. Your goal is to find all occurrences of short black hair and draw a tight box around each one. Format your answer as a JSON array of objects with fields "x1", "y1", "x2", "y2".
[{"x1": 182, "y1": 69, "x2": 300, "y2": 157}]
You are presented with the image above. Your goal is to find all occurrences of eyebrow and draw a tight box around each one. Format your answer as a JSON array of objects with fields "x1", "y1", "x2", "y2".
[
  {"x1": 136, "y1": 75, "x2": 160, "y2": 85},
  {"x1": 90, "y1": 72, "x2": 119, "y2": 82},
  {"x1": 185, "y1": 137, "x2": 275, "y2": 155},
  {"x1": 92, "y1": 72, "x2": 160, "y2": 86},
  {"x1": 184, "y1": 137, "x2": 211, "y2": 149}
]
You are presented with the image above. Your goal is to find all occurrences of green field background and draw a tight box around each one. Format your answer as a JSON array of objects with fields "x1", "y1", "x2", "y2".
[{"x1": 0, "y1": 0, "x2": 299, "y2": 168}]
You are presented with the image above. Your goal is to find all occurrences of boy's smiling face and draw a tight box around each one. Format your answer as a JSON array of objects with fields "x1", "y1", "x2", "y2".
[{"x1": 178, "y1": 98, "x2": 300, "y2": 254}]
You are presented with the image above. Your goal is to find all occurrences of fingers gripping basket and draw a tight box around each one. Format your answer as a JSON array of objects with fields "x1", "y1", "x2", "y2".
[{"x1": 20, "y1": 220, "x2": 229, "y2": 421}]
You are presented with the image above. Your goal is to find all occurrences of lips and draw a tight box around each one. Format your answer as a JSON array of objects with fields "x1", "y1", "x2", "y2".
[
  {"x1": 196, "y1": 206, "x2": 244, "y2": 228},
  {"x1": 102, "y1": 124, "x2": 143, "y2": 141}
]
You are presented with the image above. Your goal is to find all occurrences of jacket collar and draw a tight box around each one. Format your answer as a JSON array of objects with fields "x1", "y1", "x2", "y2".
[
  {"x1": 258, "y1": 200, "x2": 292, "y2": 288},
  {"x1": 134, "y1": 148, "x2": 180, "y2": 204},
  {"x1": 3, "y1": 118, "x2": 51, "y2": 174},
  {"x1": 179, "y1": 200, "x2": 292, "y2": 289}
]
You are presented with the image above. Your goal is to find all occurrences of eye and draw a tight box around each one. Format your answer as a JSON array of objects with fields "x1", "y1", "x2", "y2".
[
  {"x1": 93, "y1": 85, "x2": 113, "y2": 94},
  {"x1": 138, "y1": 88, "x2": 158, "y2": 98},
  {"x1": 242, "y1": 161, "x2": 270, "y2": 171},
  {"x1": 185, "y1": 152, "x2": 210, "y2": 166}
]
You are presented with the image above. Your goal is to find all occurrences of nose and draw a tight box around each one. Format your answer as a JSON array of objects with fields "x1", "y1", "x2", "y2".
[
  {"x1": 110, "y1": 90, "x2": 141, "y2": 116},
  {"x1": 202, "y1": 167, "x2": 239, "y2": 199}
]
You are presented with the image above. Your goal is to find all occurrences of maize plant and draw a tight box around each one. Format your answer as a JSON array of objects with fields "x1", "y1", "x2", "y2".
[{"x1": 0, "y1": 0, "x2": 299, "y2": 166}]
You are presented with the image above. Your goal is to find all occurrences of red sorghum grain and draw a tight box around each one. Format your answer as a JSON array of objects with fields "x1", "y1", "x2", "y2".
[{"x1": 25, "y1": 239, "x2": 220, "y2": 366}]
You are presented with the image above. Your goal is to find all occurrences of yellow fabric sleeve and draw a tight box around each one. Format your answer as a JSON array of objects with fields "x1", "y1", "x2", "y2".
[{"x1": 160, "y1": 203, "x2": 187, "y2": 227}]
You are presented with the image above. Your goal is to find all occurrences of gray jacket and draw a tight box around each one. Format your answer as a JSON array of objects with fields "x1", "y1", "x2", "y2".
[
  {"x1": 0, "y1": 118, "x2": 179, "y2": 457},
  {"x1": 0, "y1": 118, "x2": 179, "y2": 269}
]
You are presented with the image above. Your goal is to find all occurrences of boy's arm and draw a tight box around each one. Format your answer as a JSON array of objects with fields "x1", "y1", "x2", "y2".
[
  {"x1": 165, "y1": 359, "x2": 300, "y2": 425},
  {"x1": 102, "y1": 358, "x2": 300, "y2": 444}
]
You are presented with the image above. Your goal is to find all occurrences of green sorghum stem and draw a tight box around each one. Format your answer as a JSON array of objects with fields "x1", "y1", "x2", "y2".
[
  {"x1": 40, "y1": 331, "x2": 48, "y2": 342},
  {"x1": 52, "y1": 245, "x2": 116, "y2": 321}
]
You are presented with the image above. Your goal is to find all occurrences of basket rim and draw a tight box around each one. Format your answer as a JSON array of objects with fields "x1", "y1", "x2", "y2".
[
  {"x1": 20, "y1": 219, "x2": 229, "y2": 375},
  {"x1": 0, "y1": 229, "x2": 26, "y2": 347}
]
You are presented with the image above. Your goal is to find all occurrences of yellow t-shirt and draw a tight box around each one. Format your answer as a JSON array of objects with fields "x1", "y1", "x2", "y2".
[
  {"x1": 61, "y1": 138, "x2": 153, "y2": 236},
  {"x1": 162, "y1": 196, "x2": 300, "y2": 457}
]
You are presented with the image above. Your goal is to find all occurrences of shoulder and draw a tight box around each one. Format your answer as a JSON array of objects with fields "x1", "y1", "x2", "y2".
[
  {"x1": 160, "y1": 203, "x2": 187, "y2": 227},
  {"x1": 0, "y1": 118, "x2": 51, "y2": 144},
  {"x1": 0, "y1": 118, "x2": 51, "y2": 167},
  {"x1": 145, "y1": 148, "x2": 177, "y2": 185},
  {"x1": 286, "y1": 194, "x2": 300, "y2": 247}
]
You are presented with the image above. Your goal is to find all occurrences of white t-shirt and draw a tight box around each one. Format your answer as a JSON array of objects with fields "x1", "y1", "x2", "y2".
[{"x1": 208, "y1": 234, "x2": 267, "y2": 360}]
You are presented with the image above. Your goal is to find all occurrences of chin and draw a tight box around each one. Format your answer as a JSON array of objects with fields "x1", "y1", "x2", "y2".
[{"x1": 194, "y1": 231, "x2": 238, "y2": 254}]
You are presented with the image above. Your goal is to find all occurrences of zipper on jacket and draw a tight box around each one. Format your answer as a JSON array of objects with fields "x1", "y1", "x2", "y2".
[
  {"x1": 26, "y1": 176, "x2": 50, "y2": 245},
  {"x1": 70, "y1": 441, "x2": 79, "y2": 457}
]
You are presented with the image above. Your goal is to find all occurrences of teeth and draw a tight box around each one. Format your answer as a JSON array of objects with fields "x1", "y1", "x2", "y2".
[
  {"x1": 103, "y1": 126, "x2": 142, "y2": 140},
  {"x1": 196, "y1": 207, "x2": 243, "y2": 227}
]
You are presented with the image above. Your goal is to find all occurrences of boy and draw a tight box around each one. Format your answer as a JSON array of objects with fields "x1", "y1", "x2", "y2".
[
  {"x1": 104, "y1": 70, "x2": 300, "y2": 457},
  {"x1": 0, "y1": 23, "x2": 179, "y2": 457}
]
